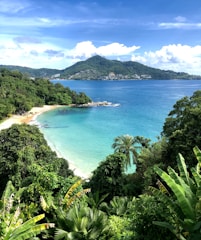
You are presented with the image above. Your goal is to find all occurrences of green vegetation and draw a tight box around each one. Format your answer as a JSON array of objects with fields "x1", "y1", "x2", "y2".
[
  {"x1": 61, "y1": 55, "x2": 201, "y2": 80},
  {"x1": 0, "y1": 65, "x2": 61, "y2": 79},
  {"x1": 162, "y1": 90, "x2": 201, "y2": 168},
  {"x1": 112, "y1": 135, "x2": 151, "y2": 170},
  {"x1": 0, "y1": 181, "x2": 55, "y2": 240},
  {"x1": 1, "y1": 55, "x2": 201, "y2": 80},
  {"x1": 153, "y1": 146, "x2": 201, "y2": 239},
  {"x1": 0, "y1": 69, "x2": 201, "y2": 239},
  {"x1": 0, "y1": 68, "x2": 91, "y2": 120}
]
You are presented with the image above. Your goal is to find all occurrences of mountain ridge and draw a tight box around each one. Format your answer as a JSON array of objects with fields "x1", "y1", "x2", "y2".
[{"x1": 1, "y1": 55, "x2": 201, "y2": 80}]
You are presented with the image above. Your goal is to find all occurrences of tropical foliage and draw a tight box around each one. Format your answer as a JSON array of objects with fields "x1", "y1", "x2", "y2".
[
  {"x1": 55, "y1": 203, "x2": 109, "y2": 240},
  {"x1": 0, "y1": 68, "x2": 91, "y2": 120},
  {"x1": 162, "y1": 90, "x2": 201, "y2": 168},
  {"x1": 153, "y1": 146, "x2": 201, "y2": 239},
  {"x1": 127, "y1": 194, "x2": 175, "y2": 240},
  {"x1": 0, "y1": 70, "x2": 201, "y2": 239},
  {"x1": 0, "y1": 181, "x2": 54, "y2": 240},
  {"x1": 88, "y1": 153, "x2": 126, "y2": 201},
  {"x1": 0, "y1": 124, "x2": 73, "y2": 195},
  {"x1": 112, "y1": 134, "x2": 150, "y2": 170}
]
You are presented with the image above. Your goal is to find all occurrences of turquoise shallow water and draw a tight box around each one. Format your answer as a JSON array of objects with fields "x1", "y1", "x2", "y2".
[{"x1": 37, "y1": 80, "x2": 201, "y2": 176}]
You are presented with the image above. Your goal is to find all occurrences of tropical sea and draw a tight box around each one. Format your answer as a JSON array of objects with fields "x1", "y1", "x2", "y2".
[{"x1": 37, "y1": 80, "x2": 201, "y2": 177}]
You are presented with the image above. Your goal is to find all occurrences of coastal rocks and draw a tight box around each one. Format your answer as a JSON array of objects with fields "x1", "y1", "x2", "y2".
[{"x1": 77, "y1": 101, "x2": 120, "y2": 107}]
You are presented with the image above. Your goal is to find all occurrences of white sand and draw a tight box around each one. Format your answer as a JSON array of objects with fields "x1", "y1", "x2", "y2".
[
  {"x1": 0, "y1": 105, "x2": 60, "y2": 130},
  {"x1": 0, "y1": 116, "x2": 21, "y2": 131}
]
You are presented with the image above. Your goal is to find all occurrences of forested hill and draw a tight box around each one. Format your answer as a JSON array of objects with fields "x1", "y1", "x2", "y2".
[
  {"x1": 0, "y1": 64, "x2": 61, "y2": 79},
  {"x1": 0, "y1": 68, "x2": 91, "y2": 120},
  {"x1": 61, "y1": 55, "x2": 201, "y2": 80},
  {"x1": 1, "y1": 55, "x2": 201, "y2": 80}
]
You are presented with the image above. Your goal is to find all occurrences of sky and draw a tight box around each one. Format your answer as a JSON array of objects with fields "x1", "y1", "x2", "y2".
[{"x1": 1, "y1": 0, "x2": 201, "y2": 75}]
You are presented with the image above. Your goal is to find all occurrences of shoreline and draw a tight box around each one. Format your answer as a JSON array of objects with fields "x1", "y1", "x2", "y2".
[
  {"x1": 0, "y1": 105, "x2": 90, "y2": 179},
  {"x1": 40, "y1": 130, "x2": 90, "y2": 179},
  {"x1": 0, "y1": 105, "x2": 61, "y2": 131}
]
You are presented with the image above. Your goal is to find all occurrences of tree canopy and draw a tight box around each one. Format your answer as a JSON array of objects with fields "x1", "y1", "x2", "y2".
[
  {"x1": 162, "y1": 90, "x2": 201, "y2": 168},
  {"x1": 0, "y1": 124, "x2": 73, "y2": 195},
  {"x1": 1, "y1": 70, "x2": 201, "y2": 239},
  {"x1": 0, "y1": 69, "x2": 91, "y2": 120}
]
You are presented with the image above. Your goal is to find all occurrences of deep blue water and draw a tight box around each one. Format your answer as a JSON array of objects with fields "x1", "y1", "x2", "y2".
[{"x1": 37, "y1": 80, "x2": 201, "y2": 177}]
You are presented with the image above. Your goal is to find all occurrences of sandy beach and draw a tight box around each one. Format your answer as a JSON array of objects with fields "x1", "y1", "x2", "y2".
[
  {"x1": 0, "y1": 101, "x2": 111, "y2": 130},
  {"x1": 0, "y1": 105, "x2": 89, "y2": 179},
  {"x1": 0, "y1": 105, "x2": 60, "y2": 131}
]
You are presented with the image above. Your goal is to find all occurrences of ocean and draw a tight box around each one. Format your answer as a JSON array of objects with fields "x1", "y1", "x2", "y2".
[{"x1": 36, "y1": 80, "x2": 201, "y2": 177}]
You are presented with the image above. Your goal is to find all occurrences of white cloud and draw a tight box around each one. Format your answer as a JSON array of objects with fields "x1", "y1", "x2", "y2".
[
  {"x1": 68, "y1": 41, "x2": 140, "y2": 58},
  {"x1": 0, "y1": 39, "x2": 140, "y2": 69},
  {"x1": 157, "y1": 15, "x2": 201, "y2": 30},
  {"x1": 174, "y1": 16, "x2": 187, "y2": 23},
  {"x1": 67, "y1": 41, "x2": 97, "y2": 58},
  {"x1": 97, "y1": 43, "x2": 140, "y2": 56},
  {"x1": 1, "y1": 36, "x2": 201, "y2": 75},
  {"x1": 158, "y1": 22, "x2": 201, "y2": 29},
  {"x1": 0, "y1": 34, "x2": 66, "y2": 69},
  {"x1": 132, "y1": 44, "x2": 201, "y2": 75}
]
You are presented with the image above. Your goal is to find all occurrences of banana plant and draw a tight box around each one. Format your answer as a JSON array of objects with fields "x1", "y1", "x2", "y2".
[
  {"x1": 62, "y1": 179, "x2": 91, "y2": 209},
  {"x1": 0, "y1": 181, "x2": 55, "y2": 240},
  {"x1": 2, "y1": 213, "x2": 54, "y2": 240},
  {"x1": 40, "y1": 179, "x2": 91, "y2": 213},
  {"x1": 153, "y1": 146, "x2": 201, "y2": 240}
]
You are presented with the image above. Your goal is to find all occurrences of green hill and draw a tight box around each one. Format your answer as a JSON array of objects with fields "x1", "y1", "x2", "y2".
[
  {"x1": 0, "y1": 65, "x2": 60, "y2": 78},
  {"x1": 1, "y1": 55, "x2": 201, "y2": 80},
  {"x1": 61, "y1": 55, "x2": 201, "y2": 80}
]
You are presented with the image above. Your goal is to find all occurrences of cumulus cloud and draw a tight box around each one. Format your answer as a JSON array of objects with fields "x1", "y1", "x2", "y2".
[
  {"x1": 67, "y1": 41, "x2": 140, "y2": 58},
  {"x1": 68, "y1": 41, "x2": 97, "y2": 58},
  {"x1": 132, "y1": 44, "x2": 201, "y2": 74},
  {"x1": 1, "y1": 35, "x2": 201, "y2": 75},
  {"x1": 0, "y1": 34, "x2": 65, "y2": 69}
]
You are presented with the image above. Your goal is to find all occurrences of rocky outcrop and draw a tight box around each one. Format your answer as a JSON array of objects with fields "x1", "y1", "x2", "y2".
[{"x1": 76, "y1": 101, "x2": 120, "y2": 107}]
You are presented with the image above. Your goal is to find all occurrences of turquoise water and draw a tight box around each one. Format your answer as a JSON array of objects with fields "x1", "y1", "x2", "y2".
[{"x1": 37, "y1": 80, "x2": 201, "y2": 176}]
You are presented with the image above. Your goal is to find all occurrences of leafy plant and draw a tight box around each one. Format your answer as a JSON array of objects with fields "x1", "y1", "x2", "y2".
[
  {"x1": 0, "y1": 181, "x2": 54, "y2": 240},
  {"x1": 153, "y1": 146, "x2": 201, "y2": 240},
  {"x1": 55, "y1": 203, "x2": 109, "y2": 240}
]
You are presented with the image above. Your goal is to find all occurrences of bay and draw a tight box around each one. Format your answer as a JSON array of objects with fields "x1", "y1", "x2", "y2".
[{"x1": 37, "y1": 80, "x2": 201, "y2": 177}]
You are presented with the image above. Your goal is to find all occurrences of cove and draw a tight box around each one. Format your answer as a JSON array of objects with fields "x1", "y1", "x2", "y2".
[{"x1": 37, "y1": 80, "x2": 201, "y2": 177}]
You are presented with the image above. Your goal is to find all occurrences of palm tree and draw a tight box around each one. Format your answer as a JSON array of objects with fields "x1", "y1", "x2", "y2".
[
  {"x1": 112, "y1": 135, "x2": 137, "y2": 170},
  {"x1": 134, "y1": 136, "x2": 151, "y2": 148},
  {"x1": 55, "y1": 202, "x2": 109, "y2": 240},
  {"x1": 112, "y1": 135, "x2": 150, "y2": 170},
  {"x1": 107, "y1": 196, "x2": 132, "y2": 216}
]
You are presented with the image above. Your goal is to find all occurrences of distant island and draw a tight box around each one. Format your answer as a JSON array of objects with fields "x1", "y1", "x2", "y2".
[{"x1": 1, "y1": 55, "x2": 201, "y2": 80}]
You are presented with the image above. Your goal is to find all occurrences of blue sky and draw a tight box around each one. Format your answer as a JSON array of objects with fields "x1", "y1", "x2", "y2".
[{"x1": 1, "y1": 0, "x2": 201, "y2": 74}]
